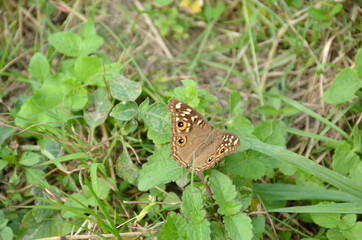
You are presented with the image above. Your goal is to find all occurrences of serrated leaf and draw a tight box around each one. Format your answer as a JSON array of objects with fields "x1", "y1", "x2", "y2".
[
  {"x1": 225, "y1": 151, "x2": 273, "y2": 180},
  {"x1": 29, "y1": 53, "x2": 49, "y2": 81},
  {"x1": 218, "y1": 202, "x2": 242, "y2": 216},
  {"x1": 210, "y1": 221, "x2": 225, "y2": 240},
  {"x1": 48, "y1": 32, "x2": 83, "y2": 57},
  {"x1": 110, "y1": 75, "x2": 142, "y2": 101},
  {"x1": 224, "y1": 213, "x2": 252, "y2": 240},
  {"x1": 138, "y1": 146, "x2": 183, "y2": 191},
  {"x1": 323, "y1": 68, "x2": 361, "y2": 104},
  {"x1": 110, "y1": 101, "x2": 138, "y2": 121},
  {"x1": 181, "y1": 186, "x2": 205, "y2": 221},
  {"x1": 159, "y1": 212, "x2": 187, "y2": 240},
  {"x1": 210, "y1": 170, "x2": 237, "y2": 204},
  {"x1": 186, "y1": 220, "x2": 210, "y2": 240}
]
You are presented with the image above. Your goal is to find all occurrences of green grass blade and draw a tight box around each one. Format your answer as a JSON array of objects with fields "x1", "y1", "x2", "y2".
[
  {"x1": 254, "y1": 183, "x2": 362, "y2": 202},
  {"x1": 244, "y1": 137, "x2": 362, "y2": 199}
]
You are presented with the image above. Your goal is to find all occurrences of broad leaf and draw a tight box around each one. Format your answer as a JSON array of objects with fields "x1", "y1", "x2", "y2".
[
  {"x1": 224, "y1": 213, "x2": 252, "y2": 240},
  {"x1": 138, "y1": 146, "x2": 183, "y2": 191}
]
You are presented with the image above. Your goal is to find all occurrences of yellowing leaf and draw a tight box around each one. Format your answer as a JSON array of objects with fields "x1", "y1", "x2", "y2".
[{"x1": 179, "y1": 0, "x2": 203, "y2": 14}]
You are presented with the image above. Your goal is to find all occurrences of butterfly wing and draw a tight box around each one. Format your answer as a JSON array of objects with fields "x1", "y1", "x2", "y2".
[
  {"x1": 167, "y1": 99, "x2": 212, "y2": 168},
  {"x1": 192, "y1": 132, "x2": 240, "y2": 174}
]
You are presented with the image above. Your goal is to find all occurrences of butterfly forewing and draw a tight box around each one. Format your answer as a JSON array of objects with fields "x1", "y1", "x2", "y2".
[{"x1": 168, "y1": 99, "x2": 212, "y2": 167}]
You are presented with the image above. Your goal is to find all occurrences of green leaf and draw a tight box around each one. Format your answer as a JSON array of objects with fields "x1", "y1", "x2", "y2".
[
  {"x1": 80, "y1": 20, "x2": 97, "y2": 38},
  {"x1": 227, "y1": 112, "x2": 254, "y2": 137},
  {"x1": 210, "y1": 221, "x2": 225, "y2": 240},
  {"x1": 64, "y1": 86, "x2": 88, "y2": 111},
  {"x1": 159, "y1": 212, "x2": 187, "y2": 240},
  {"x1": 15, "y1": 84, "x2": 67, "y2": 128},
  {"x1": 162, "y1": 192, "x2": 181, "y2": 211},
  {"x1": 18, "y1": 210, "x2": 67, "y2": 239},
  {"x1": 19, "y1": 152, "x2": 41, "y2": 166},
  {"x1": 244, "y1": 137, "x2": 362, "y2": 199},
  {"x1": 308, "y1": 7, "x2": 329, "y2": 21},
  {"x1": 116, "y1": 151, "x2": 139, "y2": 185},
  {"x1": 144, "y1": 102, "x2": 170, "y2": 133},
  {"x1": 224, "y1": 213, "x2": 252, "y2": 240},
  {"x1": 110, "y1": 101, "x2": 138, "y2": 121},
  {"x1": 252, "y1": 216, "x2": 265, "y2": 240},
  {"x1": 326, "y1": 228, "x2": 345, "y2": 240},
  {"x1": 323, "y1": 68, "x2": 361, "y2": 104},
  {"x1": 229, "y1": 90, "x2": 241, "y2": 113},
  {"x1": 74, "y1": 55, "x2": 103, "y2": 85},
  {"x1": 186, "y1": 221, "x2": 211, "y2": 240},
  {"x1": 356, "y1": 48, "x2": 362, "y2": 77},
  {"x1": 0, "y1": 226, "x2": 13, "y2": 240},
  {"x1": 110, "y1": 75, "x2": 142, "y2": 101},
  {"x1": 310, "y1": 203, "x2": 340, "y2": 228},
  {"x1": 182, "y1": 186, "x2": 211, "y2": 240},
  {"x1": 331, "y1": 143, "x2": 360, "y2": 175},
  {"x1": 329, "y1": 3, "x2": 343, "y2": 17},
  {"x1": 353, "y1": 125, "x2": 362, "y2": 154},
  {"x1": 81, "y1": 34, "x2": 104, "y2": 56},
  {"x1": 29, "y1": 53, "x2": 49, "y2": 81},
  {"x1": 210, "y1": 170, "x2": 237, "y2": 204},
  {"x1": 350, "y1": 162, "x2": 362, "y2": 183},
  {"x1": 270, "y1": 202, "x2": 362, "y2": 214},
  {"x1": 254, "y1": 105, "x2": 278, "y2": 117},
  {"x1": 181, "y1": 186, "x2": 205, "y2": 221},
  {"x1": 253, "y1": 184, "x2": 361, "y2": 202},
  {"x1": 84, "y1": 88, "x2": 113, "y2": 130},
  {"x1": 225, "y1": 151, "x2": 273, "y2": 180},
  {"x1": 344, "y1": 222, "x2": 362, "y2": 239},
  {"x1": 25, "y1": 168, "x2": 49, "y2": 188},
  {"x1": 61, "y1": 193, "x2": 88, "y2": 218},
  {"x1": 154, "y1": 0, "x2": 172, "y2": 6},
  {"x1": 138, "y1": 146, "x2": 183, "y2": 191},
  {"x1": 0, "y1": 125, "x2": 16, "y2": 146},
  {"x1": 218, "y1": 202, "x2": 242, "y2": 216},
  {"x1": 48, "y1": 32, "x2": 82, "y2": 57},
  {"x1": 253, "y1": 120, "x2": 286, "y2": 147},
  {"x1": 147, "y1": 128, "x2": 171, "y2": 145},
  {"x1": 338, "y1": 214, "x2": 357, "y2": 230}
]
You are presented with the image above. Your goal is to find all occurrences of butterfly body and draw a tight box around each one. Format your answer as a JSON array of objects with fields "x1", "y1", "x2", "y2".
[{"x1": 167, "y1": 99, "x2": 240, "y2": 174}]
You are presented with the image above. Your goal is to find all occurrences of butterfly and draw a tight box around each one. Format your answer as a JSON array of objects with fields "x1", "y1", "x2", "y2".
[{"x1": 167, "y1": 99, "x2": 240, "y2": 174}]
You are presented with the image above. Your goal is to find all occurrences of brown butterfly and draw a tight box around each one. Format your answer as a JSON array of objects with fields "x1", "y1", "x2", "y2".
[{"x1": 167, "y1": 99, "x2": 240, "y2": 174}]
